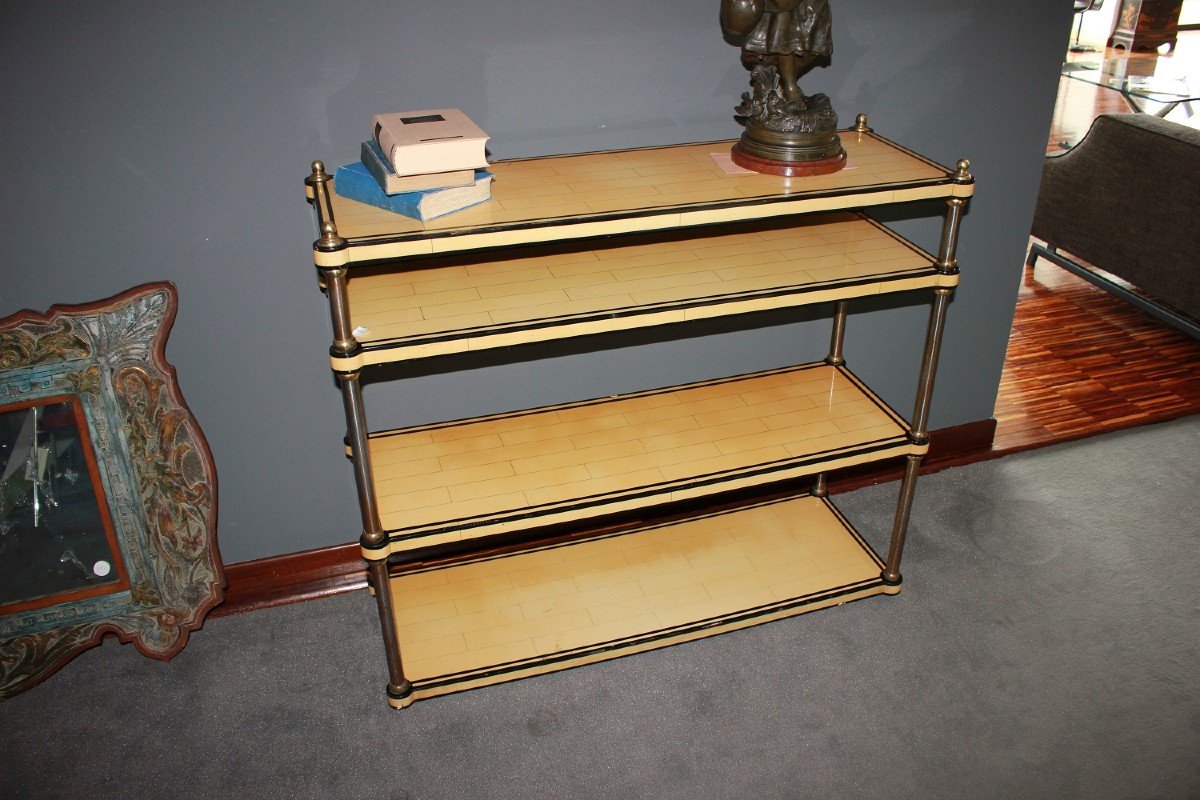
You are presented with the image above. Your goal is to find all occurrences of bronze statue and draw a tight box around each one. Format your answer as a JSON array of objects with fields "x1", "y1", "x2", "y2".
[{"x1": 721, "y1": 0, "x2": 846, "y2": 176}]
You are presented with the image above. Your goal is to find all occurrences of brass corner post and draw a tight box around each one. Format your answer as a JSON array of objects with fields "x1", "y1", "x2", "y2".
[
  {"x1": 882, "y1": 185, "x2": 969, "y2": 585},
  {"x1": 882, "y1": 454, "x2": 921, "y2": 585},
  {"x1": 909, "y1": 286, "x2": 953, "y2": 445},
  {"x1": 813, "y1": 297, "x2": 850, "y2": 499},
  {"x1": 310, "y1": 160, "x2": 410, "y2": 703},
  {"x1": 825, "y1": 300, "x2": 849, "y2": 367}
]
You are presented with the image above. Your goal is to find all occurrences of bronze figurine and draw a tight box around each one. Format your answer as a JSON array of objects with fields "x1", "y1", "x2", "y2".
[{"x1": 721, "y1": 0, "x2": 847, "y2": 176}]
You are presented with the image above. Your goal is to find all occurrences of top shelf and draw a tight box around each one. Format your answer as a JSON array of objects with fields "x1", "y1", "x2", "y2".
[{"x1": 308, "y1": 127, "x2": 973, "y2": 267}]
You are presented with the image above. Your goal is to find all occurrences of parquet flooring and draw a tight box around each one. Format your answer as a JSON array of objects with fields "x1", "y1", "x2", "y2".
[{"x1": 994, "y1": 258, "x2": 1200, "y2": 452}]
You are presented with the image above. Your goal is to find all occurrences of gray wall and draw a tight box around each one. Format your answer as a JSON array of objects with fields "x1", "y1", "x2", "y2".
[{"x1": 0, "y1": 2, "x2": 1071, "y2": 563}]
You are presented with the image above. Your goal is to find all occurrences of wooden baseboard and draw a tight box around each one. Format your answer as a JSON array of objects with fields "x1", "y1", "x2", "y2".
[
  {"x1": 212, "y1": 541, "x2": 364, "y2": 618},
  {"x1": 213, "y1": 417, "x2": 998, "y2": 618}
]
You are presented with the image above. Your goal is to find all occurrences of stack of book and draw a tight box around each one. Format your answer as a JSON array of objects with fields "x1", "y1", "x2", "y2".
[{"x1": 334, "y1": 108, "x2": 492, "y2": 222}]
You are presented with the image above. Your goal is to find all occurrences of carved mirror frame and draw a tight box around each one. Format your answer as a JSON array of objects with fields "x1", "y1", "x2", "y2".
[{"x1": 0, "y1": 282, "x2": 223, "y2": 699}]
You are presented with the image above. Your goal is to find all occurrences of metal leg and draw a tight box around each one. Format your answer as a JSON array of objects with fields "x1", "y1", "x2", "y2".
[
  {"x1": 369, "y1": 559, "x2": 414, "y2": 706},
  {"x1": 1028, "y1": 241, "x2": 1200, "y2": 340},
  {"x1": 908, "y1": 288, "x2": 953, "y2": 446},
  {"x1": 825, "y1": 300, "x2": 848, "y2": 367},
  {"x1": 881, "y1": 186, "x2": 966, "y2": 584},
  {"x1": 1119, "y1": 91, "x2": 1183, "y2": 118},
  {"x1": 812, "y1": 299, "x2": 850, "y2": 495},
  {"x1": 314, "y1": 213, "x2": 412, "y2": 704},
  {"x1": 882, "y1": 454, "x2": 921, "y2": 584},
  {"x1": 335, "y1": 368, "x2": 413, "y2": 706}
]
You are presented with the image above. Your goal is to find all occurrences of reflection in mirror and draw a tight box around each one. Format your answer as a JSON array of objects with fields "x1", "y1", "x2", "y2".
[{"x1": 0, "y1": 397, "x2": 126, "y2": 611}]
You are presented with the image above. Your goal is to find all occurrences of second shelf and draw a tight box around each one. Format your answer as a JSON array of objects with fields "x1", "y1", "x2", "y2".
[
  {"x1": 364, "y1": 362, "x2": 921, "y2": 556},
  {"x1": 334, "y1": 211, "x2": 954, "y2": 368}
]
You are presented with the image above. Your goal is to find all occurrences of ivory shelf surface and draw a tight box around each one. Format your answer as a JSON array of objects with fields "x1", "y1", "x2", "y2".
[
  {"x1": 388, "y1": 493, "x2": 893, "y2": 706},
  {"x1": 339, "y1": 212, "x2": 954, "y2": 367},
  {"x1": 313, "y1": 129, "x2": 973, "y2": 265},
  {"x1": 366, "y1": 363, "x2": 919, "y2": 556}
]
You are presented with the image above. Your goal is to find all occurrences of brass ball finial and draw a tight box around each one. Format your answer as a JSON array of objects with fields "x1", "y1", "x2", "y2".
[
  {"x1": 318, "y1": 220, "x2": 344, "y2": 249},
  {"x1": 955, "y1": 159, "x2": 972, "y2": 180},
  {"x1": 854, "y1": 114, "x2": 870, "y2": 132},
  {"x1": 310, "y1": 160, "x2": 330, "y2": 180}
]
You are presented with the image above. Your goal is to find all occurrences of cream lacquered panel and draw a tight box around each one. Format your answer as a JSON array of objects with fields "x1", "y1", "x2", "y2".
[
  {"x1": 389, "y1": 494, "x2": 890, "y2": 700},
  {"x1": 343, "y1": 212, "x2": 951, "y2": 365},
  {"x1": 366, "y1": 363, "x2": 916, "y2": 553},
  {"x1": 321, "y1": 131, "x2": 970, "y2": 261}
]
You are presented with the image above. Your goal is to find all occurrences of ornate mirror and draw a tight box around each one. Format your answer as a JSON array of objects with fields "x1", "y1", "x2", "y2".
[{"x1": 0, "y1": 283, "x2": 223, "y2": 699}]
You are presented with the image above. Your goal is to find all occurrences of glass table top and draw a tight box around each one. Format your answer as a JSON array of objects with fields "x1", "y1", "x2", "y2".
[{"x1": 1062, "y1": 52, "x2": 1199, "y2": 103}]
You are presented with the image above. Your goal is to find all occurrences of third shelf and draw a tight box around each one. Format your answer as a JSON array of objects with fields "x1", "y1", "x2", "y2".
[{"x1": 365, "y1": 362, "x2": 921, "y2": 555}]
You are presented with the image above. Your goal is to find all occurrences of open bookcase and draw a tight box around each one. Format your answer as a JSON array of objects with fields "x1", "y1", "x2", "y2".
[{"x1": 304, "y1": 116, "x2": 973, "y2": 707}]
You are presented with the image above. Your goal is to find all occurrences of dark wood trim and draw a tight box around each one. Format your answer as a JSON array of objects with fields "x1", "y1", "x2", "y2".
[
  {"x1": 213, "y1": 417, "x2": 998, "y2": 618},
  {"x1": 212, "y1": 541, "x2": 365, "y2": 618}
]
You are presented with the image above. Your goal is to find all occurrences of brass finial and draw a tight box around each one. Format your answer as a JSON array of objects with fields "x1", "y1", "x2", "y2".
[
  {"x1": 954, "y1": 159, "x2": 972, "y2": 181},
  {"x1": 318, "y1": 220, "x2": 344, "y2": 249},
  {"x1": 305, "y1": 160, "x2": 332, "y2": 191},
  {"x1": 853, "y1": 114, "x2": 871, "y2": 132}
]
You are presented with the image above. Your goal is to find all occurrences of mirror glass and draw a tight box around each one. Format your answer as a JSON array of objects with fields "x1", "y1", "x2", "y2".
[{"x1": 0, "y1": 398, "x2": 124, "y2": 611}]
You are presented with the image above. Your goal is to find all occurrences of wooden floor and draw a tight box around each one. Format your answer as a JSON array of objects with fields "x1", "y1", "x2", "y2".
[
  {"x1": 994, "y1": 260, "x2": 1200, "y2": 452},
  {"x1": 994, "y1": 32, "x2": 1200, "y2": 453}
]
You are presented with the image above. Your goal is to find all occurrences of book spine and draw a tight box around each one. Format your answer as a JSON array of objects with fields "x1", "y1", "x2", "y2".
[
  {"x1": 360, "y1": 139, "x2": 395, "y2": 193},
  {"x1": 372, "y1": 118, "x2": 402, "y2": 172},
  {"x1": 334, "y1": 163, "x2": 427, "y2": 221}
]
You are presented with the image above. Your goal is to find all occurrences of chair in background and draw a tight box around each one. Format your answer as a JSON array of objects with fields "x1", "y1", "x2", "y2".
[{"x1": 1071, "y1": 0, "x2": 1106, "y2": 52}]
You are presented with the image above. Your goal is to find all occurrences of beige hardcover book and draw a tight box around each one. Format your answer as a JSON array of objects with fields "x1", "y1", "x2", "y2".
[
  {"x1": 371, "y1": 108, "x2": 490, "y2": 177},
  {"x1": 360, "y1": 139, "x2": 475, "y2": 194}
]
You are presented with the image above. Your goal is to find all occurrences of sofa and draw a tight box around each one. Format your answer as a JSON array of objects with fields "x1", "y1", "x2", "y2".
[{"x1": 1026, "y1": 112, "x2": 1200, "y2": 338}]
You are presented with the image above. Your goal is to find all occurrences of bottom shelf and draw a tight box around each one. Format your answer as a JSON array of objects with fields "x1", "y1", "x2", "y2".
[{"x1": 387, "y1": 493, "x2": 896, "y2": 707}]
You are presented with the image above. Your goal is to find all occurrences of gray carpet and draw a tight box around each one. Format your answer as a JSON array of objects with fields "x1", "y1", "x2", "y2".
[{"x1": 2, "y1": 417, "x2": 1198, "y2": 799}]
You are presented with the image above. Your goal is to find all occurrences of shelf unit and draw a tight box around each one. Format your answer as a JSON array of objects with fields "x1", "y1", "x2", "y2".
[{"x1": 304, "y1": 116, "x2": 973, "y2": 708}]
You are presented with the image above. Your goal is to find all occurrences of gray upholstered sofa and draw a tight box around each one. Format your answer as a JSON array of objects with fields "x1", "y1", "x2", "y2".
[{"x1": 1027, "y1": 113, "x2": 1200, "y2": 337}]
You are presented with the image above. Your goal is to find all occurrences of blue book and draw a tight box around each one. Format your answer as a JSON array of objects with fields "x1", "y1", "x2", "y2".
[{"x1": 334, "y1": 161, "x2": 492, "y2": 222}]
